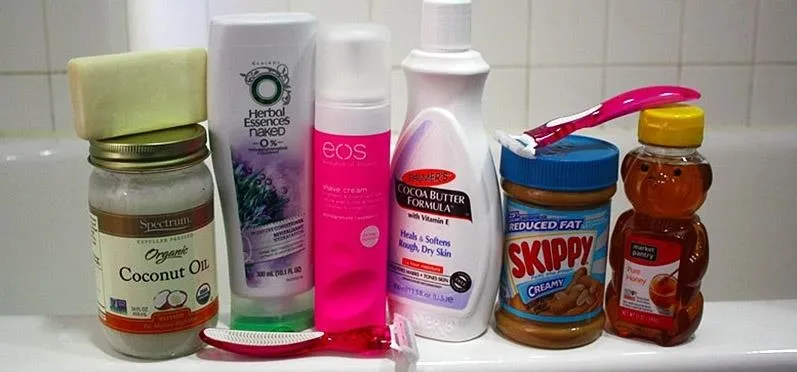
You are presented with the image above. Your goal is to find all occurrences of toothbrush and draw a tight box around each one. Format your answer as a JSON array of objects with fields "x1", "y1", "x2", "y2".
[
  {"x1": 495, "y1": 85, "x2": 701, "y2": 158},
  {"x1": 200, "y1": 314, "x2": 419, "y2": 371}
]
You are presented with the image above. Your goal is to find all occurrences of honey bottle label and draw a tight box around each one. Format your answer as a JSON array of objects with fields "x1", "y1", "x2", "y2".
[
  {"x1": 618, "y1": 235, "x2": 681, "y2": 330},
  {"x1": 499, "y1": 199, "x2": 609, "y2": 323}
]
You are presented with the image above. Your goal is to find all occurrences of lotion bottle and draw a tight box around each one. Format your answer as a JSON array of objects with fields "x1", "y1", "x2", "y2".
[
  {"x1": 388, "y1": 0, "x2": 503, "y2": 341},
  {"x1": 313, "y1": 24, "x2": 392, "y2": 332}
]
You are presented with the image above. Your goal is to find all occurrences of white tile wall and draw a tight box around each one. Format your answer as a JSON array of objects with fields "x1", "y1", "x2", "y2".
[
  {"x1": 390, "y1": 70, "x2": 408, "y2": 132},
  {"x1": 2, "y1": 0, "x2": 797, "y2": 136},
  {"x1": 483, "y1": 68, "x2": 527, "y2": 130},
  {"x1": 681, "y1": 0, "x2": 756, "y2": 64},
  {"x1": 0, "y1": 0, "x2": 47, "y2": 71},
  {"x1": 606, "y1": 0, "x2": 682, "y2": 64},
  {"x1": 472, "y1": 0, "x2": 528, "y2": 67},
  {"x1": 680, "y1": 66, "x2": 752, "y2": 126},
  {"x1": 44, "y1": 0, "x2": 128, "y2": 71},
  {"x1": 530, "y1": 0, "x2": 607, "y2": 66},
  {"x1": 755, "y1": 0, "x2": 797, "y2": 63},
  {"x1": 372, "y1": 0, "x2": 422, "y2": 66},
  {"x1": 751, "y1": 66, "x2": 797, "y2": 127},
  {"x1": 49, "y1": 74, "x2": 72, "y2": 132},
  {"x1": 209, "y1": 0, "x2": 289, "y2": 16},
  {"x1": 0, "y1": 76, "x2": 52, "y2": 132},
  {"x1": 290, "y1": 0, "x2": 370, "y2": 24},
  {"x1": 528, "y1": 67, "x2": 603, "y2": 127}
]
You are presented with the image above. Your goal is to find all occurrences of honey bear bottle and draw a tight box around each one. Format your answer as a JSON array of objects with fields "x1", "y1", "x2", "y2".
[{"x1": 605, "y1": 104, "x2": 711, "y2": 346}]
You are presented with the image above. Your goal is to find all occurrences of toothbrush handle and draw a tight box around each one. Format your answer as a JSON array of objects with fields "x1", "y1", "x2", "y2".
[
  {"x1": 528, "y1": 85, "x2": 700, "y2": 148},
  {"x1": 199, "y1": 332, "x2": 325, "y2": 358},
  {"x1": 595, "y1": 85, "x2": 700, "y2": 122},
  {"x1": 320, "y1": 325, "x2": 393, "y2": 356}
]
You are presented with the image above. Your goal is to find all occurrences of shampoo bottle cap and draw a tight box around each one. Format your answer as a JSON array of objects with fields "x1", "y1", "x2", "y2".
[
  {"x1": 421, "y1": 0, "x2": 472, "y2": 52},
  {"x1": 316, "y1": 23, "x2": 390, "y2": 106}
]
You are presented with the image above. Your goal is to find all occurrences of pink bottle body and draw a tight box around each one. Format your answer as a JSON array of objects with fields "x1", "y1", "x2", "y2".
[{"x1": 313, "y1": 129, "x2": 391, "y2": 332}]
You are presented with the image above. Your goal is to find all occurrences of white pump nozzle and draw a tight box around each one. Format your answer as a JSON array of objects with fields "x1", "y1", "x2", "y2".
[
  {"x1": 316, "y1": 23, "x2": 390, "y2": 105},
  {"x1": 421, "y1": 0, "x2": 472, "y2": 52}
]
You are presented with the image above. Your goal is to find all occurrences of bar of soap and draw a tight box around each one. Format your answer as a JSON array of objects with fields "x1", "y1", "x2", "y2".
[{"x1": 68, "y1": 48, "x2": 207, "y2": 140}]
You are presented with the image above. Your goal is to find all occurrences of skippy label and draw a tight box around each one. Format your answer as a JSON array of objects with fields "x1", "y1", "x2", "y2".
[
  {"x1": 228, "y1": 46, "x2": 312, "y2": 291},
  {"x1": 619, "y1": 235, "x2": 681, "y2": 330},
  {"x1": 90, "y1": 202, "x2": 218, "y2": 334},
  {"x1": 389, "y1": 167, "x2": 475, "y2": 310},
  {"x1": 499, "y1": 200, "x2": 609, "y2": 323}
]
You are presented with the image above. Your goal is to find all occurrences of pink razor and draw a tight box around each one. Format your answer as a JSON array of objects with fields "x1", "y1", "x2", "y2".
[
  {"x1": 496, "y1": 85, "x2": 701, "y2": 158},
  {"x1": 200, "y1": 314, "x2": 419, "y2": 371}
]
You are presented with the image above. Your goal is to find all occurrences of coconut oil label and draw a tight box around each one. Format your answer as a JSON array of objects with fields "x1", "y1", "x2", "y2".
[
  {"x1": 90, "y1": 201, "x2": 218, "y2": 334},
  {"x1": 227, "y1": 47, "x2": 312, "y2": 291}
]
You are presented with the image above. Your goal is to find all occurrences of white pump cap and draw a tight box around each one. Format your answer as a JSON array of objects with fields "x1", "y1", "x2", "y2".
[
  {"x1": 421, "y1": 0, "x2": 472, "y2": 52},
  {"x1": 316, "y1": 23, "x2": 390, "y2": 106}
]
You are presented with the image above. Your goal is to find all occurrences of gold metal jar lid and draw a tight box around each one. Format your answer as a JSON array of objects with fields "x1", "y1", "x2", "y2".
[{"x1": 89, "y1": 124, "x2": 209, "y2": 172}]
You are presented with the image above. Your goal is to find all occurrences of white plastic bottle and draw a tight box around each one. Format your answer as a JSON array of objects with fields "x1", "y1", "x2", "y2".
[
  {"x1": 208, "y1": 14, "x2": 316, "y2": 331},
  {"x1": 388, "y1": 0, "x2": 503, "y2": 341}
]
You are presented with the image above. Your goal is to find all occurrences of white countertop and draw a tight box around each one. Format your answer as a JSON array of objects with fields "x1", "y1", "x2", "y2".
[{"x1": 3, "y1": 300, "x2": 797, "y2": 372}]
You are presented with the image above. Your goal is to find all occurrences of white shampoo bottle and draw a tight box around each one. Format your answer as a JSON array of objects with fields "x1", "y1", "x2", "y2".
[
  {"x1": 388, "y1": 0, "x2": 503, "y2": 341},
  {"x1": 208, "y1": 14, "x2": 316, "y2": 331}
]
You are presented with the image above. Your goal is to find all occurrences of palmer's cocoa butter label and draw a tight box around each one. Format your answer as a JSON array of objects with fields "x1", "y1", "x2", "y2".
[
  {"x1": 90, "y1": 201, "x2": 217, "y2": 334},
  {"x1": 394, "y1": 169, "x2": 472, "y2": 221},
  {"x1": 499, "y1": 200, "x2": 610, "y2": 323},
  {"x1": 389, "y1": 168, "x2": 476, "y2": 310}
]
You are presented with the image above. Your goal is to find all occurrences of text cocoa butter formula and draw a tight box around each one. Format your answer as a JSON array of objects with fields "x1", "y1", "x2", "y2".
[
  {"x1": 496, "y1": 135, "x2": 619, "y2": 349},
  {"x1": 88, "y1": 125, "x2": 218, "y2": 359}
]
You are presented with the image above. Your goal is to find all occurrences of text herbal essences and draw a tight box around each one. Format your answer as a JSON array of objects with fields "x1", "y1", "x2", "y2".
[
  {"x1": 496, "y1": 135, "x2": 619, "y2": 349},
  {"x1": 209, "y1": 13, "x2": 317, "y2": 331},
  {"x1": 605, "y1": 105, "x2": 711, "y2": 346}
]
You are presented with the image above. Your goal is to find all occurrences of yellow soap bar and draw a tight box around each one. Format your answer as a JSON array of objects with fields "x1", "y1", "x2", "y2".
[{"x1": 68, "y1": 48, "x2": 207, "y2": 140}]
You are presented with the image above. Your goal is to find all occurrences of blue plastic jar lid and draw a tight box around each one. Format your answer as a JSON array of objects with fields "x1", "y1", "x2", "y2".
[{"x1": 500, "y1": 135, "x2": 619, "y2": 192}]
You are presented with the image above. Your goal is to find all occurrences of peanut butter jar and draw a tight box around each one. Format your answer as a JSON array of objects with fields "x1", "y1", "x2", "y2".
[{"x1": 495, "y1": 135, "x2": 619, "y2": 349}]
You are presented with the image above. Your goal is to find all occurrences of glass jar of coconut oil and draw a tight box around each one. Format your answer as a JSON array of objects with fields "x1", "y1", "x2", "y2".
[{"x1": 88, "y1": 124, "x2": 218, "y2": 359}]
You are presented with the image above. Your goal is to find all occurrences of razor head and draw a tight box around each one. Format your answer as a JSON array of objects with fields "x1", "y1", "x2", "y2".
[
  {"x1": 495, "y1": 131, "x2": 538, "y2": 158},
  {"x1": 389, "y1": 314, "x2": 419, "y2": 372}
]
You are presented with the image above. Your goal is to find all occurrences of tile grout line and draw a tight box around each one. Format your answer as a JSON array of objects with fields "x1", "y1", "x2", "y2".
[
  {"x1": 41, "y1": 0, "x2": 56, "y2": 132},
  {"x1": 124, "y1": 0, "x2": 131, "y2": 52},
  {"x1": 676, "y1": 0, "x2": 686, "y2": 83},
  {"x1": 601, "y1": 0, "x2": 611, "y2": 99},
  {"x1": 524, "y1": 0, "x2": 533, "y2": 127},
  {"x1": 368, "y1": 0, "x2": 374, "y2": 21},
  {"x1": 0, "y1": 71, "x2": 59, "y2": 76},
  {"x1": 746, "y1": 0, "x2": 762, "y2": 128},
  {"x1": 526, "y1": 61, "x2": 797, "y2": 68}
]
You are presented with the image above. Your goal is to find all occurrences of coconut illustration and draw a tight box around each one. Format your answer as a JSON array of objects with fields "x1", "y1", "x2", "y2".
[
  {"x1": 167, "y1": 290, "x2": 188, "y2": 308},
  {"x1": 153, "y1": 290, "x2": 172, "y2": 310}
]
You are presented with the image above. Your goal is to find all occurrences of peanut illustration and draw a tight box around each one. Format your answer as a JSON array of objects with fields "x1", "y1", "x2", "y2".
[
  {"x1": 510, "y1": 294, "x2": 527, "y2": 312},
  {"x1": 517, "y1": 267, "x2": 606, "y2": 317},
  {"x1": 576, "y1": 290, "x2": 590, "y2": 306},
  {"x1": 548, "y1": 287, "x2": 583, "y2": 314}
]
